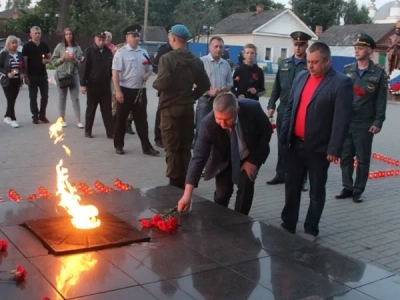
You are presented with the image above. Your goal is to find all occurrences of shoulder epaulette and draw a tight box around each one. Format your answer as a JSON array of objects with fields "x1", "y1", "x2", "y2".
[
  {"x1": 344, "y1": 63, "x2": 354, "y2": 68},
  {"x1": 115, "y1": 43, "x2": 125, "y2": 50},
  {"x1": 375, "y1": 63, "x2": 385, "y2": 70}
]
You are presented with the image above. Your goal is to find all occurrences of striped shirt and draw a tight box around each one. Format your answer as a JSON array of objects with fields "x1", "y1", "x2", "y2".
[
  {"x1": 112, "y1": 45, "x2": 152, "y2": 89},
  {"x1": 200, "y1": 53, "x2": 233, "y2": 89},
  {"x1": 9, "y1": 53, "x2": 20, "y2": 79}
]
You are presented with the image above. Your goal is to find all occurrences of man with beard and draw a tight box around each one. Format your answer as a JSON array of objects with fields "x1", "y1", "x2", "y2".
[
  {"x1": 266, "y1": 31, "x2": 311, "y2": 191},
  {"x1": 336, "y1": 33, "x2": 387, "y2": 203},
  {"x1": 153, "y1": 24, "x2": 210, "y2": 189}
]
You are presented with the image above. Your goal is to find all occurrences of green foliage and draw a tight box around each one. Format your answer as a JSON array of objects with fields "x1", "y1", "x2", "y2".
[
  {"x1": 291, "y1": 0, "x2": 343, "y2": 31},
  {"x1": 343, "y1": 0, "x2": 372, "y2": 24},
  {"x1": 5, "y1": 0, "x2": 31, "y2": 9},
  {"x1": 217, "y1": 0, "x2": 284, "y2": 19}
]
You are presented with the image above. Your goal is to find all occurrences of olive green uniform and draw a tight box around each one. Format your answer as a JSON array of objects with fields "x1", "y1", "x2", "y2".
[
  {"x1": 267, "y1": 56, "x2": 308, "y2": 179},
  {"x1": 341, "y1": 60, "x2": 387, "y2": 195}
]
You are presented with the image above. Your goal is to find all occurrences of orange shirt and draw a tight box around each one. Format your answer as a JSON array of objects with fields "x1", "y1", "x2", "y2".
[{"x1": 294, "y1": 76, "x2": 324, "y2": 139}]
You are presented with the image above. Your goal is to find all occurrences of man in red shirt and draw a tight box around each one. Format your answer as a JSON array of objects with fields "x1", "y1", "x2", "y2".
[{"x1": 278, "y1": 42, "x2": 353, "y2": 241}]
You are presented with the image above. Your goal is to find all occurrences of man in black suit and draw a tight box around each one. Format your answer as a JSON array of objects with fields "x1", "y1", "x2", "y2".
[
  {"x1": 177, "y1": 92, "x2": 272, "y2": 215},
  {"x1": 279, "y1": 42, "x2": 353, "y2": 241}
]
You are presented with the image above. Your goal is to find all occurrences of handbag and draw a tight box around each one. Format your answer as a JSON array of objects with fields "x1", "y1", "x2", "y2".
[{"x1": 57, "y1": 72, "x2": 74, "y2": 88}]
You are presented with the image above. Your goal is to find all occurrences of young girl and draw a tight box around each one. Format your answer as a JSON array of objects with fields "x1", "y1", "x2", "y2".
[
  {"x1": 232, "y1": 43, "x2": 265, "y2": 100},
  {"x1": 0, "y1": 35, "x2": 26, "y2": 128}
]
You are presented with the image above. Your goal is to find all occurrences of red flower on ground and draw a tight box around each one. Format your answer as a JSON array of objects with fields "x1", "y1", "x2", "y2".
[
  {"x1": 252, "y1": 73, "x2": 258, "y2": 80},
  {"x1": 0, "y1": 239, "x2": 8, "y2": 251},
  {"x1": 140, "y1": 219, "x2": 152, "y2": 228},
  {"x1": 353, "y1": 86, "x2": 365, "y2": 97},
  {"x1": 42, "y1": 297, "x2": 51, "y2": 300},
  {"x1": 234, "y1": 76, "x2": 240, "y2": 81},
  {"x1": 151, "y1": 214, "x2": 162, "y2": 226},
  {"x1": 13, "y1": 265, "x2": 27, "y2": 282}
]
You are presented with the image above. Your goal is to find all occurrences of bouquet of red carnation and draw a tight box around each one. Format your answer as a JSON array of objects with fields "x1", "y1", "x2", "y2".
[
  {"x1": 353, "y1": 86, "x2": 365, "y2": 97},
  {"x1": 140, "y1": 207, "x2": 180, "y2": 233},
  {"x1": 269, "y1": 117, "x2": 276, "y2": 133},
  {"x1": 252, "y1": 73, "x2": 258, "y2": 80},
  {"x1": 0, "y1": 239, "x2": 8, "y2": 251},
  {"x1": 0, "y1": 265, "x2": 27, "y2": 283}
]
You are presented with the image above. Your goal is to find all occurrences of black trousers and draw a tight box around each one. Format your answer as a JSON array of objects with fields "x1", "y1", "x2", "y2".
[
  {"x1": 281, "y1": 138, "x2": 330, "y2": 236},
  {"x1": 154, "y1": 106, "x2": 162, "y2": 142},
  {"x1": 113, "y1": 87, "x2": 152, "y2": 151},
  {"x1": 213, "y1": 163, "x2": 256, "y2": 215},
  {"x1": 3, "y1": 79, "x2": 20, "y2": 120},
  {"x1": 85, "y1": 82, "x2": 113, "y2": 136},
  {"x1": 28, "y1": 75, "x2": 48, "y2": 120}
]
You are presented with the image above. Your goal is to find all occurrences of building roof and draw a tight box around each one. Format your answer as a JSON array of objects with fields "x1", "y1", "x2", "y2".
[
  {"x1": 374, "y1": 0, "x2": 398, "y2": 21},
  {"x1": 318, "y1": 24, "x2": 394, "y2": 46},
  {"x1": 0, "y1": 8, "x2": 17, "y2": 19},
  {"x1": 143, "y1": 26, "x2": 168, "y2": 42},
  {"x1": 212, "y1": 9, "x2": 286, "y2": 34}
]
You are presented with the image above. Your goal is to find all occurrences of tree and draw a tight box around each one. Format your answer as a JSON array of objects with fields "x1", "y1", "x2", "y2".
[
  {"x1": 5, "y1": 0, "x2": 31, "y2": 9},
  {"x1": 343, "y1": 0, "x2": 372, "y2": 24},
  {"x1": 217, "y1": 0, "x2": 284, "y2": 19},
  {"x1": 291, "y1": 0, "x2": 344, "y2": 31},
  {"x1": 56, "y1": 0, "x2": 70, "y2": 34}
]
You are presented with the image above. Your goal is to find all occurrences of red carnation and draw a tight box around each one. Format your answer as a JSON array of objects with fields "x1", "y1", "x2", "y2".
[
  {"x1": 353, "y1": 86, "x2": 365, "y2": 97},
  {"x1": 42, "y1": 298, "x2": 51, "y2": 300},
  {"x1": 151, "y1": 214, "x2": 162, "y2": 226},
  {"x1": 142, "y1": 60, "x2": 150, "y2": 65},
  {"x1": 234, "y1": 76, "x2": 240, "y2": 81},
  {"x1": 140, "y1": 219, "x2": 152, "y2": 228},
  {"x1": 0, "y1": 239, "x2": 8, "y2": 251},
  {"x1": 13, "y1": 265, "x2": 27, "y2": 282},
  {"x1": 252, "y1": 73, "x2": 258, "y2": 80},
  {"x1": 19, "y1": 62, "x2": 23, "y2": 69}
]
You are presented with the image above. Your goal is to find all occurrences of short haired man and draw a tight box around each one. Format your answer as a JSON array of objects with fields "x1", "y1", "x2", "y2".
[
  {"x1": 266, "y1": 31, "x2": 311, "y2": 190},
  {"x1": 195, "y1": 36, "x2": 233, "y2": 145},
  {"x1": 177, "y1": 92, "x2": 272, "y2": 215},
  {"x1": 22, "y1": 26, "x2": 51, "y2": 124},
  {"x1": 279, "y1": 42, "x2": 353, "y2": 241},
  {"x1": 112, "y1": 24, "x2": 159, "y2": 156},
  {"x1": 336, "y1": 33, "x2": 387, "y2": 203},
  {"x1": 153, "y1": 24, "x2": 211, "y2": 189},
  {"x1": 152, "y1": 22, "x2": 181, "y2": 148},
  {"x1": 79, "y1": 31, "x2": 114, "y2": 138}
]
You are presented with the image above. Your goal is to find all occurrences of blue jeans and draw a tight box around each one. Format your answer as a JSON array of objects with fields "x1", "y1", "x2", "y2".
[{"x1": 194, "y1": 96, "x2": 213, "y2": 146}]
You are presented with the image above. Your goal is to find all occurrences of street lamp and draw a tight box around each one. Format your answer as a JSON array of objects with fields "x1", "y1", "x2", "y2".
[
  {"x1": 203, "y1": 25, "x2": 214, "y2": 54},
  {"x1": 44, "y1": 13, "x2": 59, "y2": 51}
]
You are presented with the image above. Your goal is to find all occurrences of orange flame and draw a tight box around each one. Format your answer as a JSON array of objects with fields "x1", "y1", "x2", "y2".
[
  {"x1": 50, "y1": 118, "x2": 100, "y2": 229},
  {"x1": 56, "y1": 253, "x2": 98, "y2": 294}
]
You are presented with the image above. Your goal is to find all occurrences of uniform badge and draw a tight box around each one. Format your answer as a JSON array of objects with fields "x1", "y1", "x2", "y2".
[
  {"x1": 284, "y1": 63, "x2": 288, "y2": 67},
  {"x1": 367, "y1": 83, "x2": 376, "y2": 92},
  {"x1": 346, "y1": 73, "x2": 353, "y2": 78}
]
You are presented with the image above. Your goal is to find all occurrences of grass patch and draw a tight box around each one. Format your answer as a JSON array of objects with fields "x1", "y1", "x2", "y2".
[{"x1": 265, "y1": 81, "x2": 273, "y2": 96}]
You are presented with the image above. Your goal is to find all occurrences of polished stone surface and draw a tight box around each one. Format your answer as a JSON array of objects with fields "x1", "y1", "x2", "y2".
[{"x1": 0, "y1": 186, "x2": 397, "y2": 299}]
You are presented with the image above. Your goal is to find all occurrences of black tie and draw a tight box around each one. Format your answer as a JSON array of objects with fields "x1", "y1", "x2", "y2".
[{"x1": 230, "y1": 127, "x2": 241, "y2": 185}]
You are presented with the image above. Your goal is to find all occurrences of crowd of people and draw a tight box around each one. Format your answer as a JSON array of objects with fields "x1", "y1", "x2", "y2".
[{"x1": 0, "y1": 22, "x2": 387, "y2": 241}]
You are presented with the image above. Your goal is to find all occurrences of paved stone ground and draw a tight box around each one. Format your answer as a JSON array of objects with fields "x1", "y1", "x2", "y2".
[{"x1": 1, "y1": 74, "x2": 400, "y2": 274}]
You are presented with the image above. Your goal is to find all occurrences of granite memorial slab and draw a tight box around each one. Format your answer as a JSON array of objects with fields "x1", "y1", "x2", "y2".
[{"x1": 356, "y1": 275, "x2": 400, "y2": 300}]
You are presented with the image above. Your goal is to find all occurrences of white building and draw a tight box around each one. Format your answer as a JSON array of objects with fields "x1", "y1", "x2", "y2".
[
  {"x1": 198, "y1": 8, "x2": 318, "y2": 63},
  {"x1": 369, "y1": 0, "x2": 400, "y2": 23}
]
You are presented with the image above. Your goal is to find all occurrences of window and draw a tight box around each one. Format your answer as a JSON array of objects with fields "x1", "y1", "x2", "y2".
[
  {"x1": 265, "y1": 47, "x2": 271, "y2": 60},
  {"x1": 280, "y1": 48, "x2": 288, "y2": 59}
]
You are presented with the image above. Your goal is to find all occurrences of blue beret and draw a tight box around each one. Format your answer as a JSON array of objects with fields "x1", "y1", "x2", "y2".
[{"x1": 170, "y1": 24, "x2": 191, "y2": 40}]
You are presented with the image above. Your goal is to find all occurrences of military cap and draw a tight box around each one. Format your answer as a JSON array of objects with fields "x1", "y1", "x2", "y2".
[
  {"x1": 354, "y1": 33, "x2": 376, "y2": 49},
  {"x1": 94, "y1": 31, "x2": 106, "y2": 39},
  {"x1": 123, "y1": 24, "x2": 142, "y2": 36},
  {"x1": 170, "y1": 24, "x2": 191, "y2": 40},
  {"x1": 165, "y1": 22, "x2": 181, "y2": 33},
  {"x1": 290, "y1": 31, "x2": 312, "y2": 43}
]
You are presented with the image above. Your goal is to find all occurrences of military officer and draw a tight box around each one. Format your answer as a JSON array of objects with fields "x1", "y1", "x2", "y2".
[
  {"x1": 266, "y1": 31, "x2": 311, "y2": 191},
  {"x1": 336, "y1": 33, "x2": 387, "y2": 203}
]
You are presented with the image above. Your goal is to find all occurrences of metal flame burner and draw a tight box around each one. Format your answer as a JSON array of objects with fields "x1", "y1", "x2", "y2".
[{"x1": 23, "y1": 212, "x2": 150, "y2": 255}]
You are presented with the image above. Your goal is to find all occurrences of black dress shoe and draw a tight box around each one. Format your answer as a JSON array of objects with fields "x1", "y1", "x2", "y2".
[
  {"x1": 335, "y1": 188, "x2": 353, "y2": 199},
  {"x1": 115, "y1": 148, "x2": 125, "y2": 155},
  {"x1": 353, "y1": 193, "x2": 363, "y2": 203},
  {"x1": 143, "y1": 148, "x2": 160, "y2": 156},
  {"x1": 155, "y1": 140, "x2": 164, "y2": 148},
  {"x1": 39, "y1": 116, "x2": 50, "y2": 123},
  {"x1": 107, "y1": 135, "x2": 113, "y2": 139},
  {"x1": 32, "y1": 119, "x2": 39, "y2": 124},
  {"x1": 85, "y1": 132, "x2": 93, "y2": 138},
  {"x1": 266, "y1": 176, "x2": 285, "y2": 185},
  {"x1": 126, "y1": 125, "x2": 136, "y2": 135}
]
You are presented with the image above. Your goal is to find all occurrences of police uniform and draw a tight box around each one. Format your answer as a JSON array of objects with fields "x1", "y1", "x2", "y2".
[
  {"x1": 337, "y1": 33, "x2": 388, "y2": 203},
  {"x1": 112, "y1": 42, "x2": 136, "y2": 135},
  {"x1": 266, "y1": 31, "x2": 310, "y2": 188},
  {"x1": 79, "y1": 31, "x2": 113, "y2": 138},
  {"x1": 151, "y1": 23, "x2": 180, "y2": 148},
  {"x1": 112, "y1": 24, "x2": 159, "y2": 156}
]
